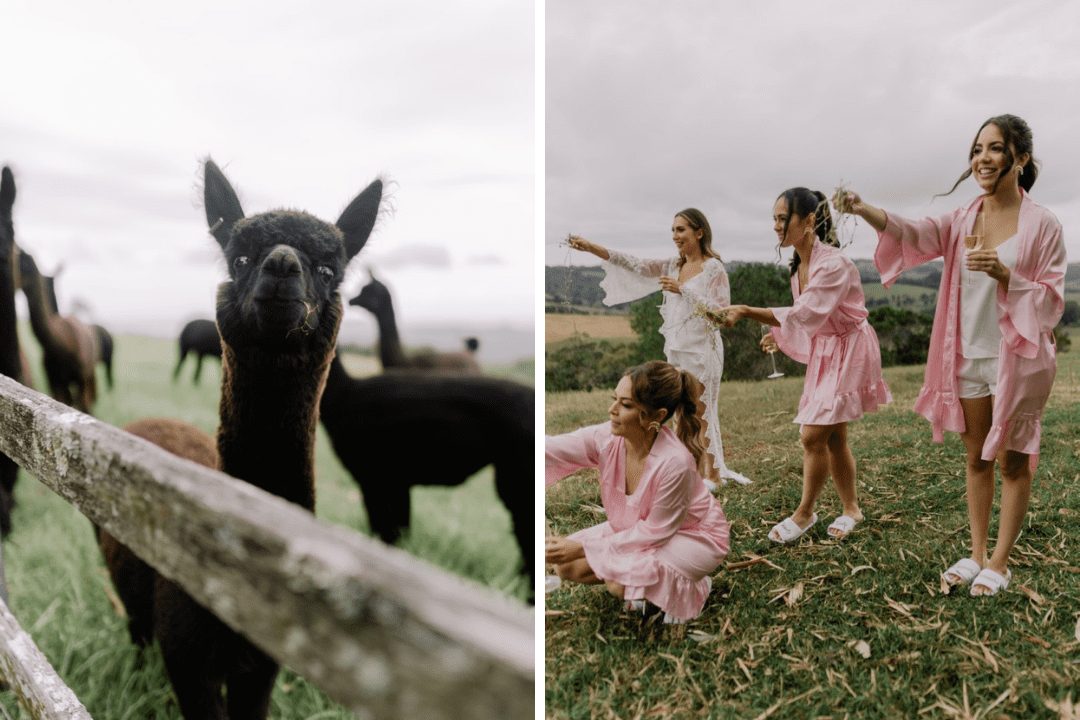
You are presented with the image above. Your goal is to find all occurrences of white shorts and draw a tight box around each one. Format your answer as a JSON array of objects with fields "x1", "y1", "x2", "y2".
[{"x1": 957, "y1": 356, "x2": 998, "y2": 399}]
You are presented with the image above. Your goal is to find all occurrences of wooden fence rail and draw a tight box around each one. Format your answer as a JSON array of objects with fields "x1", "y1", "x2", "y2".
[
  {"x1": 0, "y1": 597, "x2": 92, "y2": 719},
  {"x1": 0, "y1": 375, "x2": 533, "y2": 719}
]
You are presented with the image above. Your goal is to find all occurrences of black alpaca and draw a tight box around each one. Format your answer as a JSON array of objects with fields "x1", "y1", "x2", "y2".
[
  {"x1": 0, "y1": 167, "x2": 24, "y2": 535},
  {"x1": 352, "y1": 275, "x2": 481, "y2": 373},
  {"x1": 93, "y1": 324, "x2": 114, "y2": 389},
  {"x1": 173, "y1": 319, "x2": 222, "y2": 384},
  {"x1": 319, "y1": 353, "x2": 534, "y2": 592},
  {"x1": 100, "y1": 159, "x2": 382, "y2": 719}
]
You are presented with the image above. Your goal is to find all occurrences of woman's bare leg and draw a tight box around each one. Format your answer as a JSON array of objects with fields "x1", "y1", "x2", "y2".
[
  {"x1": 952, "y1": 396, "x2": 995, "y2": 581},
  {"x1": 825, "y1": 423, "x2": 862, "y2": 535},
  {"x1": 975, "y1": 449, "x2": 1032, "y2": 594},
  {"x1": 775, "y1": 424, "x2": 835, "y2": 536},
  {"x1": 604, "y1": 580, "x2": 625, "y2": 599},
  {"x1": 555, "y1": 558, "x2": 601, "y2": 585}
]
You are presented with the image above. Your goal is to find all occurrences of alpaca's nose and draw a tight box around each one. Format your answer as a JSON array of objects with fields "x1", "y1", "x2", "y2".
[{"x1": 262, "y1": 245, "x2": 302, "y2": 278}]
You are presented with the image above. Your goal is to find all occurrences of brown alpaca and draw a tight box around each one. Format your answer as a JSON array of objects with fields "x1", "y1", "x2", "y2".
[
  {"x1": 42, "y1": 267, "x2": 116, "y2": 391},
  {"x1": 18, "y1": 250, "x2": 98, "y2": 413},
  {"x1": 98, "y1": 418, "x2": 219, "y2": 645},
  {"x1": 101, "y1": 158, "x2": 382, "y2": 719},
  {"x1": 352, "y1": 274, "x2": 481, "y2": 373}
]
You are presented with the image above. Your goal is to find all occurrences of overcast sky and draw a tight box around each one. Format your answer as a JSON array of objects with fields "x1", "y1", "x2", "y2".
[
  {"x1": 2, "y1": 1, "x2": 533, "y2": 356},
  {"x1": 546, "y1": 0, "x2": 1080, "y2": 271}
]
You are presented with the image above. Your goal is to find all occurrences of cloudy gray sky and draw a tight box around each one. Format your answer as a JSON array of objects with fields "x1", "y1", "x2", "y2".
[
  {"x1": 546, "y1": 0, "x2": 1080, "y2": 270},
  {"x1": 2, "y1": 1, "x2": 533, "y2": 359}
]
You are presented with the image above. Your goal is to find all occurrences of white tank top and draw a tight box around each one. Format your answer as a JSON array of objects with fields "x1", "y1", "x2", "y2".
[{"x1": 960, "y1": 234, "x2": 1018, "y2": 359}]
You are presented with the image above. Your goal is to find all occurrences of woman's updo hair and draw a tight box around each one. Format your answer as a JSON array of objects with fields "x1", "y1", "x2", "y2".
[
  {"x1": 674, "y1": 208, "x2": 723, "y2": 266},
  {"x1": 940, "y1": 114, "x2": 1039, "y2": 197},
  {"x1": 624, "y1": 360, "x2": 706, "y2": 465},
  {"x1": 776, "y1": 187, "x2": 837, "y2": 277}
]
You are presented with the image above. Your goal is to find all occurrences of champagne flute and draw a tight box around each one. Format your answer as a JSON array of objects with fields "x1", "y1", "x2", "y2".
[
  {"x1": 964, "y1": 234, "x2": 983, "y2": 287},
  {"x1": 965, "y1": 207, "x2": 987, "y2": 287},
  {"x1": 762, "y1": 325, "x2": 784, "y2": 379}
]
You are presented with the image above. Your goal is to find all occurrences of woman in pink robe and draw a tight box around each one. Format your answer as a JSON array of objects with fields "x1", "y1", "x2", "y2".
[
  {"x1": 545, "y1": 361, "x2": 730, "y2": 623},
  {"x1": 835, "y1": 114, "x2": 1065, "y2": 597},
  {"x1": 716, "y1": 188, "x2": 890, "y2": 544}
]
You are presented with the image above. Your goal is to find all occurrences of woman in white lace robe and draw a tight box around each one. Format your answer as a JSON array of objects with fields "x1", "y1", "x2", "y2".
[{"x1": 568, "y1": 209, "x2": 751, "y2": 486}]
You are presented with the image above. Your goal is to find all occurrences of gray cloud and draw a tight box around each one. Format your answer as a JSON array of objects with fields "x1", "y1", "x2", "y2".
[
  {"x1": 364, "y1": 244, "x2": 453, "y2": 271},
  {"x1": 1, "y1": 0, "x2": 533, "y2": 336},
  {"x1": 547, "y1": 0, "x2": 1080, "y2": 266}
]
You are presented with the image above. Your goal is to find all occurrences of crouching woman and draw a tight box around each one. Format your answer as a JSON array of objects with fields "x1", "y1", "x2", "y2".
[{"x1": 545, "y1": 361, "x2": 730, "y2": 623}]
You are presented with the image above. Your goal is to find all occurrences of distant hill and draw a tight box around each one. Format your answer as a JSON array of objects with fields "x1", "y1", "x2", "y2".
[{"x1": 547, "y1": 261, "x2": 1080, "y2": 316}]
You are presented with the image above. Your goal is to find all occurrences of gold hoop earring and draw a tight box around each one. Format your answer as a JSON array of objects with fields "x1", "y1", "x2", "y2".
[{"x1": 648, "y1": 421, "x2": 661, "y2": 433}]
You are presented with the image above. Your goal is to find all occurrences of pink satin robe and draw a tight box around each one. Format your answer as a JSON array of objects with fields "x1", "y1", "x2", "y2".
[
  {"x1": 874, "y1": 192, "x2": 1066, "y2": 462},
  {"x1": 768, "y1": 241, "x2": 892, "y2": 425},
  {"x1": 545, "y1": 424, "x2": 729, "y2": 621}
]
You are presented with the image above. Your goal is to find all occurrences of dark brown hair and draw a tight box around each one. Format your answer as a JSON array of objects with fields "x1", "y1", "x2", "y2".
[
  {"x1": 939, "y1": 114, "x2": 1038, "y2": 197},
  {"x1": 775, "y1": 187, "x2": 838, "y2": 277},
  {"x1": 624, "y1": 360, "x2": 706, "y2": 466}
]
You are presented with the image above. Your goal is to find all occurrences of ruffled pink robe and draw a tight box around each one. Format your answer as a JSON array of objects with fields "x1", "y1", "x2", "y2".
[
  {"x1": 874, "y1": 193, "x2": 1066, "y2": 462},
  {"x1": 769, "y1": 241, "x2": 892, "y2": 425},
  {"x1": 545, "y1": 423, "x2": 729, "y2": 621}
]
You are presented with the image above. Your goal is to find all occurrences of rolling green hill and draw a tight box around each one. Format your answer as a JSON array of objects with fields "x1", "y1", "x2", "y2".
[{"x1": 547, "y1": 262, "x2": 1080, "y2": 319}]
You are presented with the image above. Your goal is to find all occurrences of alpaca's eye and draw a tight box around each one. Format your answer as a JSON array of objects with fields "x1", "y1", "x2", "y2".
[
  {"x1": 317, "y1": 265, "x2": 334, "y2": 281},
  {"x1": 233, "y1": 256, "x2": 250, "y2": 270}
]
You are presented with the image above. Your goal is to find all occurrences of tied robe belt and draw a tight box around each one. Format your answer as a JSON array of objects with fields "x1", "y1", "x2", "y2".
[{"x1": 807, "y1": 321, "x2": 868, "y2": 412}]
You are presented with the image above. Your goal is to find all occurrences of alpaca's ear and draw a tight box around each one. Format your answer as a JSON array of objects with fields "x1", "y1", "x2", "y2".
[
  {"x1": 0, "y1": 167, "x2": 15, "y2": 214},
  {"x1": 203, "y1": 159, "x2": 245, "y2": 250},
  {"x1": 336, "y1": 178, "x2": 382, "y2": 260}
]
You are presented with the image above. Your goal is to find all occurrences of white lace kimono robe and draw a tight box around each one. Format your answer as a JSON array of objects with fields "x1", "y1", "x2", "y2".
[{"x1": 599, "y1": 252, "x2": 748, "y2": 483}]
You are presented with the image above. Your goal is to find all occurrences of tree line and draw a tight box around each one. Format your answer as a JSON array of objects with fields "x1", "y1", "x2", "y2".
[{"x1": 546, "y1": 262, "x2": 1072, "y2": 392}]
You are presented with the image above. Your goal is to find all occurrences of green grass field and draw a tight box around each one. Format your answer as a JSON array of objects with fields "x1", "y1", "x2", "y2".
[
  {"x1": 545, "y1": 349, "x2": 1080, "y2": 719},
  {"x1": 1, "y1": 326, "x2": 532, "y2": 719}
]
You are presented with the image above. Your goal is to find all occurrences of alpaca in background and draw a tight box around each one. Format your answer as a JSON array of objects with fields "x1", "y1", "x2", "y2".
[
  {"x1": 42, "y1": 267, "x2": 115, "y2": 390},
  {"x1": 92, "y1": 325, "x2": 114, "y2": 389},
  {"x1": 17, "y1": 250, "x2": 98, "y2": 413},
  {"x1": 351, "y1": 273, "x2": 480, "y2": 373},
  {"x1": 102, "y1": 158, "x2": 383, "y2": 719},
  {"x1": 319, "y1": 353, "x2": 534, "y2": 592},
  {"x1": 173, "y1": 319, "x2": 222, "y2": 385}
]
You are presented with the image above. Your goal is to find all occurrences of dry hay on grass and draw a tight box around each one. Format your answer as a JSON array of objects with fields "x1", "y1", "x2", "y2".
[{"x1": 546, "y1": 313, "x2": 634, "y2": 344}]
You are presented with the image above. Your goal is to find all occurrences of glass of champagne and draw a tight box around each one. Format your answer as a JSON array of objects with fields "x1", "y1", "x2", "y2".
[
  {"x1": 964, "y1": 234, "x2": 983, "y2": 287},
  {"x1": 762, "y1": 325, "x2": 784, "y2": 379}
]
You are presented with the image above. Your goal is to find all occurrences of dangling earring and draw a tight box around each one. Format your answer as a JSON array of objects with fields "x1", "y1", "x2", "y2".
[
  {"x1": 1018, "y1": 165, "x2": 1024, "y2": 176},
  {"x1": 648, "y1": 421, "x2": 661, "y2": 433}
]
